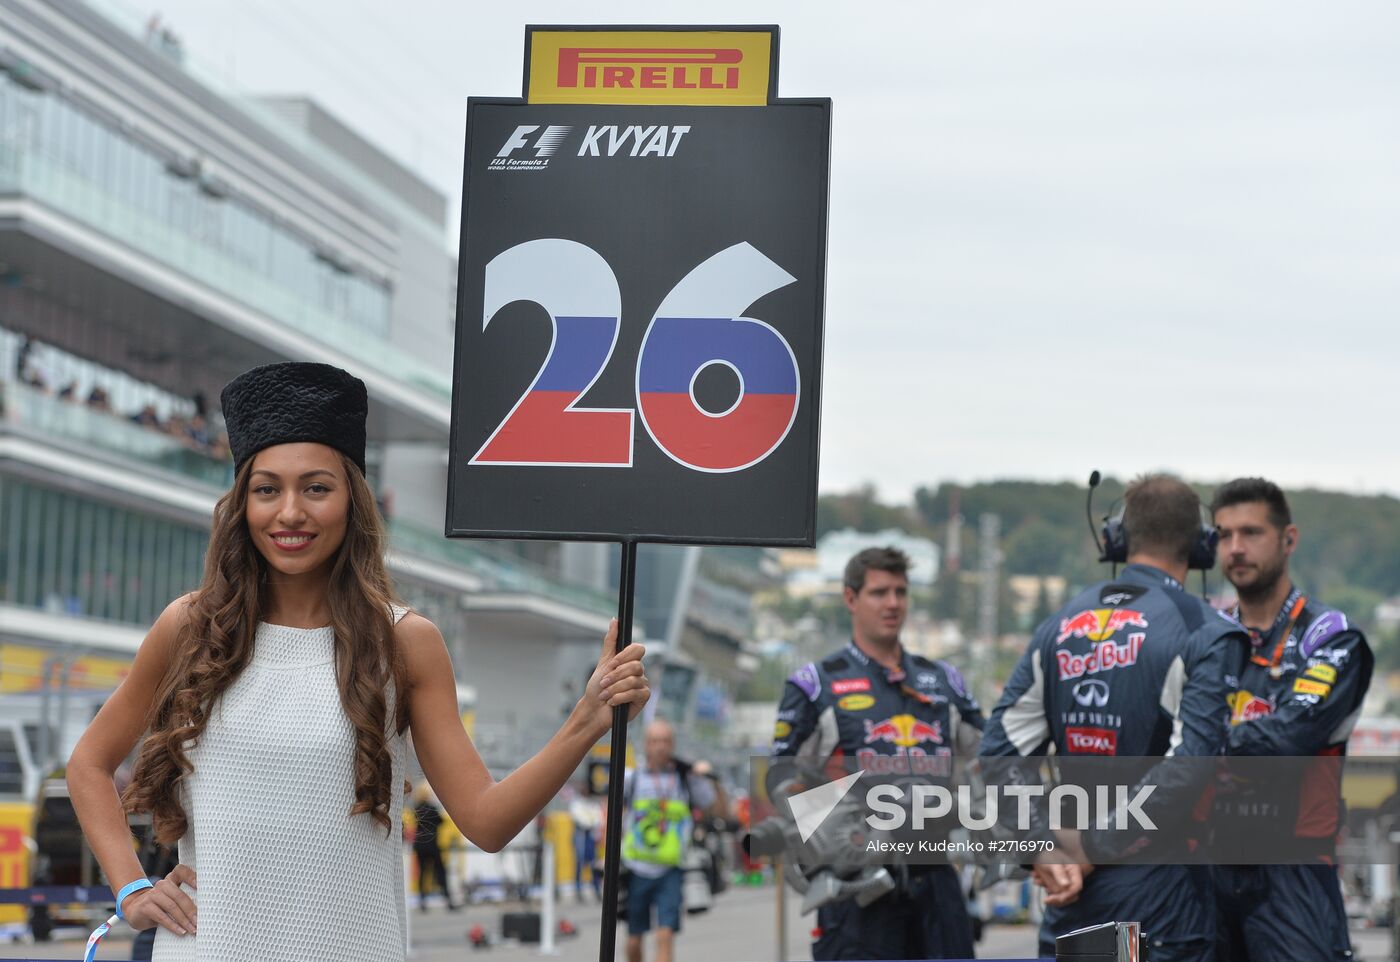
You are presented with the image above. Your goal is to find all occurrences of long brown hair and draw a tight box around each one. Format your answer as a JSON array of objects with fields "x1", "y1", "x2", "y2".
[{"x1": 123, "y1": 449, "x2": 410, "y2": 844}]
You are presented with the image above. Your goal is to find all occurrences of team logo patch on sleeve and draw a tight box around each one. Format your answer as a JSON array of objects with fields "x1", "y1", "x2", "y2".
[
  {"x1": 789, "y1": 664, "x2": 821, "y2": 701},
  {"x1": 1293, "y1": 678, "x2": 1331, "y2": 697},
  {"x1": 939, "y1": 661, "x2": 969, "y2": 698},
  {"x1": 1304, "y1": 664, "x2": 1338, "y2": 685},
  {"x1": 773, "y1": 721, "x2": 792, "y2": 739},
  {"x1": 1301, "y1": 611, "x2": 1348, "y2": 658}
]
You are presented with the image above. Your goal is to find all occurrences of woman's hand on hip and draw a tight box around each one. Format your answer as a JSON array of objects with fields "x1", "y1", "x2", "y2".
[{"x1": 122, "y1": 864, "x2": 198, "y2": 936}]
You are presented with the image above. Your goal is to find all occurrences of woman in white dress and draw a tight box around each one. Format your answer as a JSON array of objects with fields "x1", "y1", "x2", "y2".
[{"x1": 66, "y1": 362, "x2": 650, "y2": 961}]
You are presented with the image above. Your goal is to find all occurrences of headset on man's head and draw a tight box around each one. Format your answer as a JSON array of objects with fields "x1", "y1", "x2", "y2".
[{"x1": 1087, "y1": 470, "x2": 1218, "y2": 572}]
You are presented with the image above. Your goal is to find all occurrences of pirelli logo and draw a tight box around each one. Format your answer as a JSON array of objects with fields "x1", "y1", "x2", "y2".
[
  {"x1": 558, "y1": 48, "x2": 741, "y2": 92},
  {"x1": 528, "y1": 30, "x2": 774, "y2": 106}
]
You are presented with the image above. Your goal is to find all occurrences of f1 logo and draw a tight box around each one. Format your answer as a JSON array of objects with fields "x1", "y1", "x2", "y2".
[{"x1": 497, "y1": 125, "x2": 572, "y2": 158}]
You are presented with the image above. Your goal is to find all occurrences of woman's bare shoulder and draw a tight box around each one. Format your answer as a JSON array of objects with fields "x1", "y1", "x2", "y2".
[
  {"x1": 155, "y1": 590, "x2": 198, "y2": 635},
  {"x1": 392, "y1": 611, "x2": 451, "y2": 681},
  {"x1": 147, "y1": 592, "x2": 200, "y2": 651},
  {"x1": 168, "y1": 590, "x2": 201, "y2": 613},
  {"x1": 393, "y1": 610, "x2": 445, "y2": 649}
]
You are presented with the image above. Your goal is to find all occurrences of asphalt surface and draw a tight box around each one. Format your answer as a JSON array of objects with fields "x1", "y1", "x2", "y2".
[{"x1": 1, "y1": 882, "x2": 1393, "y2": 960}]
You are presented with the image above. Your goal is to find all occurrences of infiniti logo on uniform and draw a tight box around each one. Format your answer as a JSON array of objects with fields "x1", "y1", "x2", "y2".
[{"x1": 1073, "y1": 678, "x2": 1110, "y2": 708}]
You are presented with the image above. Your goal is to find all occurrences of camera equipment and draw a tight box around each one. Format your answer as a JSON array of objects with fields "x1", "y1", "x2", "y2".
[{"x1": 742, "y1": 776, "x2": 896, "y2": 915}]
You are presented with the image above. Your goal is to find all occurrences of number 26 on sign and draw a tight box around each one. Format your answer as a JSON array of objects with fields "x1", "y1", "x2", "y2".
[{"x1": 470, "y1": 240, "x2": 801, "y2": 473}]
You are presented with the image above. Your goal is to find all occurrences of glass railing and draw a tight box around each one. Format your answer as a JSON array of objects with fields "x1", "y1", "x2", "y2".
[
  {"x1": 0, "y1": 378, "x2": 234, "y2": 489},
  {"x1": 0, "y1": 100, "x2": 452, "y2": 404},
  {"x1": 386, "y1": 518, "x2": 618, "y2": 619},
  {"x1": 0, "y1": 379, "x2": 614, "y2": 619}
]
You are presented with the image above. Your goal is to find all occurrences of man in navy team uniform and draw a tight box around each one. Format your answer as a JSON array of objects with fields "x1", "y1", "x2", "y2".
[
  {"x1": 1211, "y1": 478, "x2": 1372, "y2": 962},
  {"x1": 980, "y1": 474, "x2": 1248, "y2": 962},
  {"x1": 772, "y1": 547, "x2": 984, "y2": 960}
]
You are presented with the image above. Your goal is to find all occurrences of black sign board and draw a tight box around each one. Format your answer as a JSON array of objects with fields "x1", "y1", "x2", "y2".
[{"x1": 448, "y1": 30, "x2": 830, "y2": 547}]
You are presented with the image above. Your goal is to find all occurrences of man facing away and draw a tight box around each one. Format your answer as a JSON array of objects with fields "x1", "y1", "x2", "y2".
[
  {"x1": 980, "y1": 474, "x2": 1248, "y2": 962},
  {"x1": 1211, "y1": 477, "x2": 1372, "y2": 962}
]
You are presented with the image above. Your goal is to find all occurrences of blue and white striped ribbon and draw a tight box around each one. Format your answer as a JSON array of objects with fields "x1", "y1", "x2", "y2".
[{"x1": 82, "y1": 913, "x2": 120, "y2": 962}]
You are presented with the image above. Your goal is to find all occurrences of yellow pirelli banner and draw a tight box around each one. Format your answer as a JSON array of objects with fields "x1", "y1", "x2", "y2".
[
  {"x1": 0, "y1": 802, "x2": 33, "y2": 924},
  {"x1": 0, "y1": 644, "x2": 132, "y2": 692},
  {"x1": 526, "y1": 27, "x2": 777, "y2": 106}
]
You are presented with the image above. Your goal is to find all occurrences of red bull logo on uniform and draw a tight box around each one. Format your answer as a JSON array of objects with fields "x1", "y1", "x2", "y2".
[
  {"x1": 1057, "y1": 633, "x2": 1145, "y2": 680},
  {"x1": 863, "y1": 713, "x2": 942, "y2": 748},
  {"x1": 855, "y1": 746, "x2": 952, "y2": 776},
  {"x1": 1229, "y1": 690, "x2": 1274, "y2": 723},
  {"x1": 1056, "y1": 608, "x2": 1149, "y2": 644}
]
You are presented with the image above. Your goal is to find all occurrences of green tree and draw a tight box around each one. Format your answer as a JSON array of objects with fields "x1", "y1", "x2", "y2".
[
  {"x1": 817, "y1": 484, "x2": 924, "y2": 536},
  {"x1": 737, "y1": 654, "x2": 792, "y2": 702},
  {"x1": 1033, "y1": 578, "x2": 1054, "y2": 626}
]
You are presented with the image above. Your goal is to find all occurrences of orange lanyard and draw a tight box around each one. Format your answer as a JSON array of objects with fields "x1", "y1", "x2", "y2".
[
  {"x1": 881, "y1": 660, "x2": 932, "y2": 706},
  {"x1": 1249, "y1": 593, "x2": 1307, "y2": 673}
]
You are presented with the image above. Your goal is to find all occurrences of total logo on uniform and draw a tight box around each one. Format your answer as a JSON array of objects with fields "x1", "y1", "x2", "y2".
[
  {"x1": 1065, "y1": 726, "x2": 1118, "y2": 755},
  {"x1": 489, "y1": 123, "x2": 692, "y2": 171}
]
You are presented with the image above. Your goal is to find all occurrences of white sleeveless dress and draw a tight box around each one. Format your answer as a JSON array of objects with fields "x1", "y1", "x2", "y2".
[{"x1": 152, "y1": 606, "x2": 410, "y2": 962}]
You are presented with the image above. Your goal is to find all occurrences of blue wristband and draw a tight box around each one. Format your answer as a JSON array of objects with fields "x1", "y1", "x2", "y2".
[{"x1": 115, "y1": 878, "x2": 154, "y2": 920}]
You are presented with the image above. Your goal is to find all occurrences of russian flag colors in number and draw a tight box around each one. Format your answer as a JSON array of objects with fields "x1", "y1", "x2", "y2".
[
  {"x1": 636, "y1": 242, "x2": 798, "y2": 472},
  {"x1": 471, "y1": 239, "x2": 633, "y2": 466},
  {"x1": 471, "y1": 240, "x2": 800, "y2": 473}
]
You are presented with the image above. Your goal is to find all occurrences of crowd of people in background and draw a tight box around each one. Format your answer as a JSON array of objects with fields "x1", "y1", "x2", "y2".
[{"x1": 11, "y1": 335, "x2": 231, "y2": 461}]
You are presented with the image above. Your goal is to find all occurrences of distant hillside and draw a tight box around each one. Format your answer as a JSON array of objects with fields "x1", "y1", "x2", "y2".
[{"x1": 818, "y1": 478, "x2": 1400, "y2": 640}]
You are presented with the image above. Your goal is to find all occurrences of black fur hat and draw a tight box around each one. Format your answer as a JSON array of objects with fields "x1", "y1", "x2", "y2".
[{"x1": 220, "y1": 362, "x2": 368, "y2": 474}]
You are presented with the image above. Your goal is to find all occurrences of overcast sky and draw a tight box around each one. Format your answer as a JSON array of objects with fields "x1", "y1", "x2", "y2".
[{"x1": 119, "y1": 1, "x2": 1399, "y2": 502}]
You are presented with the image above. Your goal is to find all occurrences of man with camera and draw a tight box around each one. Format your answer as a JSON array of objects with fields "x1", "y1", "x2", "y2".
[
  {"x1": 1210, "y1": 477, "x2": 1373, "y2": 962},
  {"x1": 980, "y1": 474, "x2": 1248, "y2": 962},
  {"x1": 772, "y1": 547, "x2": 985, "y2": 960}
]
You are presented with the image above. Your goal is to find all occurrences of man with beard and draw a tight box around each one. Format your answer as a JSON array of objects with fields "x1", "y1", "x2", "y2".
[{"x1": 1211, "y1": 477, "x2": 1373, "y2": 962}]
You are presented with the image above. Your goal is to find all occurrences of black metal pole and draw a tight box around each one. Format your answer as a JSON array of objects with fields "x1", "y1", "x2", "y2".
[{"x1": 599, "y1": 540, "x2": 639, "y2": 962}]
